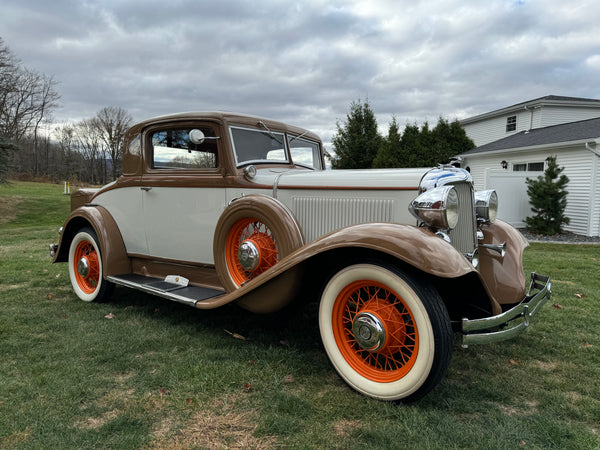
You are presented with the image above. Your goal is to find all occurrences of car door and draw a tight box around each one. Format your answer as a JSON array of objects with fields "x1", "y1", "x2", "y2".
[{"x1": 141, "y1": 123, "x2": 226, "y2": 264}]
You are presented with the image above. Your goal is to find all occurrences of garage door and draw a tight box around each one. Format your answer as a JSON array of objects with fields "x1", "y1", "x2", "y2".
[{"x1": 486, "y1": 170, "x2": 534, "y2": 228}]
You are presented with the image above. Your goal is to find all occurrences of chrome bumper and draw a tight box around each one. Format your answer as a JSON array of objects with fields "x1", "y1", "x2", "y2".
[
  {"x1": 461, "y1": 272, "x2": 551, "y2": 347},
  {"x1": 49, "y1": 243, "x2": 58, "y2": 258}
]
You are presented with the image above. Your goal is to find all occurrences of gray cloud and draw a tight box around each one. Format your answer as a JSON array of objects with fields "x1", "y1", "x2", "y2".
[{"x1": 2, "y1": 0, "x2": 599, "y2": 144}]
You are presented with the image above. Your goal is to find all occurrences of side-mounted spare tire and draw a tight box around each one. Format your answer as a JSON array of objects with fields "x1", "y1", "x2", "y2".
[{"x1": 213, "y1": 195, "x2": 305, "y2": 293}]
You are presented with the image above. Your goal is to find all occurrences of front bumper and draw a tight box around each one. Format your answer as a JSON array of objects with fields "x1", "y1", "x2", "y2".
[{"x1": 461, "y1": 272, "x2": 551, "y2": 347}]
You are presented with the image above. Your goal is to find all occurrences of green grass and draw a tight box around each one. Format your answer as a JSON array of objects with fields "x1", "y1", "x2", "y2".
[{"x1": 1, "y1": 181, "x2": 599, "y2": 448}]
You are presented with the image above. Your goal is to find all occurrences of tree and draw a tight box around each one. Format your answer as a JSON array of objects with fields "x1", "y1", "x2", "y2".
[
  {"x1": 525, "y1": 156, "x2": 570, "y2": 235},
  {"x1": 373, "y1": 116, "x2": 403, "y2": 168},
  {"x1": 372, "y1": 117, "x2": 474, "y2": 169},
  {"x1": 429, "y1": 118, "x2": 474, "y2": 167},
  {"x1": 75, "y1": 118, "x2": 103, "y2": 185},
  {"x1": 0, "y1": 39, "x2": 60, "y2": 143},
  {"x1": 0, "y1": 38, "x2": 60, "y2": 178},
  {"x1": 95, "y1": 106, "x2": 132, "y2": 180},
  {"x1": 0, "y1": 135, "x2": 18, "y2": 183},
  {"x1": 329, "y1": 100, "x2": 381, "y2": 169}
]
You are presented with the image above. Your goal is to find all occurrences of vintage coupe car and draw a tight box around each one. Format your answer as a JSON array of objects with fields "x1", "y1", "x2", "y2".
[{"x1": 50, "y1": 112, "x2": 551, "y2": 402}]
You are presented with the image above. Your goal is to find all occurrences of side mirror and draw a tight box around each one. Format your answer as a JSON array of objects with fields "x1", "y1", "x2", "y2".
[{"x1": 189, "y1": 129, "x2": 205, "y2": 144}]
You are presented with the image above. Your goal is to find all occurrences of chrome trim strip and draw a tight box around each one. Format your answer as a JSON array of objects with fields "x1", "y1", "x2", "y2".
[
  {"x1": 272, "y1": 172, "x2": 285, "y2": 199},
  {"x1": 461, "y1": 272, "x2": 551, "y2": 347}
]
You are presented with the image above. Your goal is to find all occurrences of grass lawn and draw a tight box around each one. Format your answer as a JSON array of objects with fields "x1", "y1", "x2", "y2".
[{"x1": 1, "y1": 180, "x2": 599, "y2": 449}]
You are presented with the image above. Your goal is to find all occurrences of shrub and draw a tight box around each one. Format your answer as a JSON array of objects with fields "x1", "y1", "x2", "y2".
[{"x1": 525, "y1": 156, "x2": 570, "y2": 235}]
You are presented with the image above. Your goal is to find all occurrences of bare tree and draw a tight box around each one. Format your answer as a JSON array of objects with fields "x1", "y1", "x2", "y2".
[
  {"x1": 54, "y1": 123, "x2": 77, "y2": 180},
  {"x1": 75, "y1": 118, "x2": 103, "y2": 184},
  {"x1": 95, "y1": 106, "x2": 132, "y2": 180},
  {"x1": 0, "y1": 38, "x2": 60, "y2": 176}
]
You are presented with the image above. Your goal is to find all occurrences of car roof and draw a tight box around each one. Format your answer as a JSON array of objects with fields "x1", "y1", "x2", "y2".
[{"x1": 129, "y1": 111, "x2": 321, "y2": 142}]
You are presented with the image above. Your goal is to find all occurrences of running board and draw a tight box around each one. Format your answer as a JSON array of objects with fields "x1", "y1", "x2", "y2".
[{"x1": 107, "y1": 274, "x2": 225, "y2": 307}]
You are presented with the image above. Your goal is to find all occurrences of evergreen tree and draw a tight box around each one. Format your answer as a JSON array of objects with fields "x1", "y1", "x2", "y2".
[
  {"x1": 430, "y1": 117, "x2": 474, "y2": 166},
  {"x1": 399, "y1": 123, "x2": 421, "y2": 167},
  {"x1": 525, "y1": 156, "x2": 570, "y2": 235},
  {"x1": 373, "y1": 116, "x2": 402, "y2": 168},
  {"x1": 329, "y1": 100, "x2": 381, "y2": 169}
]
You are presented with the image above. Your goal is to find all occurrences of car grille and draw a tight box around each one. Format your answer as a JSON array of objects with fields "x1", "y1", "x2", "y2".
[{"x1": 447, "y1": 181, "x2": 477, "y2": 255}]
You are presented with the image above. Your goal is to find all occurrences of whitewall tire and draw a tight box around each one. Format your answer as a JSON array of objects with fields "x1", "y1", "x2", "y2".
[{"x1": 319, "y1": 262, "x2": 452, "y2": 401}]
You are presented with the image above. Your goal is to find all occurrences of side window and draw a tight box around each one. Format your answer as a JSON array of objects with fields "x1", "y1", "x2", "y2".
[{"x1": 151, "y1": 127, "x2": 218, "y2": 169}]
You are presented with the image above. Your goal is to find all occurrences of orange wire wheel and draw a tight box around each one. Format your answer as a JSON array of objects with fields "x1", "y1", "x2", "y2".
[
  {"x1": 319, "y1": 263, "x2": 452, "y2": 402},
  {"x1": 68, "y1": 227, "x2": 114, "y2": 303},
  {"x1": 225, "y1": 218, "x2": 279, "y2": 287},
  {"x1": 213, "y1": 195, "x2": 304, "y2": 293},
  {"x1": 331, "y1": 280, "x2": 419, "y2": 383},
  {"x1": 73, "y1": 239, "x2": 101, "y2": 294}
]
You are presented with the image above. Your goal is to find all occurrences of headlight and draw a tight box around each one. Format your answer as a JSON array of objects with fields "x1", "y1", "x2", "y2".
[
  {"x1": 409, "y1": 185, "x2": 460, "y2": 230},
  {"x1": 474, "y1": 190, "x2": 498, "y2": 223}
]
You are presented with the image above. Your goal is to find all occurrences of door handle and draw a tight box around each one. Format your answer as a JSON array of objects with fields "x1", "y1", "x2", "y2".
[{"x1": 141, "y1": 186, "x2": 152, "y2": 191}]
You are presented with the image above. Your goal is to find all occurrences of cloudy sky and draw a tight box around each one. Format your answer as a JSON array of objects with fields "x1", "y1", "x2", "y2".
[{"x1": 2, "y1": 0, "x2": 600, "y2": 143}]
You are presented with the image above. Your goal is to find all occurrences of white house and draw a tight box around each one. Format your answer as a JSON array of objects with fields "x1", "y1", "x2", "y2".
[{"x1": 459, "y1": 96, "x2": 600, "y2": 237}]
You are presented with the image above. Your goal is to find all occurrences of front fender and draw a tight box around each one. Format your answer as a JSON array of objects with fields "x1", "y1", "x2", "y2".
[
  {"x1": 209, "y1": 222, "x2": 477, "y2": 313},
  {"x1": 478, "y1": 220, "x2": 529, "y2": 306},
  {"x1": 53, "y1": 206, "x2": 131, "y2": 277},
  {"x1": 292, "y1": 222, "x2": 477, "y2": 278}
]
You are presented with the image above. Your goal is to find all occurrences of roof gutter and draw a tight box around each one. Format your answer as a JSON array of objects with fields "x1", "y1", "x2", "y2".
[
  {"x1": 460, "y1": 138, "x2": 598, "y2": 158},
  {"x1": 585, "y1": 139, "x2": 600, "y2": 157}
]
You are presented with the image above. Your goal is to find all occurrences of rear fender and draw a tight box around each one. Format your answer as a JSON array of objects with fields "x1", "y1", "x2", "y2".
[{"x1": 53, "y1": 206, "x2": 131, "y2": 277}]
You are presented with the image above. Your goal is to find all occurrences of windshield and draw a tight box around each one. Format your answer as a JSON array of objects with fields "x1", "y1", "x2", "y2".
[
  {"x1": 288, "y1": 135, "x2": 322, "y2": 170},
  {"x1": 230, "y1": 126, "x2": 288, "y2": 166}
]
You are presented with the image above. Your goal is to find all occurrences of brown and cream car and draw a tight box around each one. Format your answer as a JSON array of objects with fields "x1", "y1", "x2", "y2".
[{"x1": 50, "y1": 112, "x2": 551, "y2": 402}]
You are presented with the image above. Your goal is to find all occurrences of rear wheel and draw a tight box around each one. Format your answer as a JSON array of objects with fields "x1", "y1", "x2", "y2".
[
  {"x1": 68, "y1": 227, "x2": 114, "y2": 302},
  {"x1": 319, "y1": 262, "x2": 452, "y2": 401}
]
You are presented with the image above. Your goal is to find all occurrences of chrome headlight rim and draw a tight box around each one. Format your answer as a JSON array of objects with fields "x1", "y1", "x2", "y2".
[
  {"x1": 409, "y1": 185, "x2": 460, "y2": 230},
  {"x1": 474, "y1": 189, "x2": 498, "y2": 223}
]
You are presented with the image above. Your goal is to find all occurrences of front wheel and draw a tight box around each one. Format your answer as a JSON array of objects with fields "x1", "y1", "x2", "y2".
[
  {"x1": 68, "y1": 227, "x2": 114, "y2": 302},
  {"x1": 319, "y1": 262, "x2": 452, "y2": 402}
]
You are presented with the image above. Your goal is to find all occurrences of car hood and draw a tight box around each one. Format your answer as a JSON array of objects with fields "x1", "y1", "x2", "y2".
[{"x1": 252, "y1": 167, "x2": 430, "y2": 190}]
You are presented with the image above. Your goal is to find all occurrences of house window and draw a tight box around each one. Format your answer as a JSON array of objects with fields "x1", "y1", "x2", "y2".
[
  {"x1": 512, "y1": 162, "x2": 544, "y2": 172},
  {"x1": 527, "y1": 162, "x2": 544, "y2": 171},
  {"x1": 506, "y1": 116, "x2": 517, "y2": 132}
]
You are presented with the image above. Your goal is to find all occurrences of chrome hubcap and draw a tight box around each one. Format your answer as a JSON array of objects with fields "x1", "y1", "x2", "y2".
[
  {"x1": 238, "y1": 240, "x2": 260, "y2": 271},
  {"x1": 77, "y1": 257, "x2": 90, "y2": 278},
  {"x1": 352, "y1": 312, "x2": 386, "y2": 352}
]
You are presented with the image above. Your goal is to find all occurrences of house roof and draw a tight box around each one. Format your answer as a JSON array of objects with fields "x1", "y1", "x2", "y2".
[
  {"x1": 460, "y1": 95, "x2": 600, "y2": 125},
  {"x1": 459, "y1": 116, "x2": 600, "y2": 156}
]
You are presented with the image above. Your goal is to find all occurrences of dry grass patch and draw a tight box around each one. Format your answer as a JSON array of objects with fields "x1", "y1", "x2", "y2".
[
  {"x1": 499, "y1": 399, "x2": 539, "y2": 417},
  {"x1": 332, "y1": 419, "x2": 361, "y2": 438},
  {"x1": 531, "y1": 360, "x2": 559, "y2": 371},
  {"x1": 0, "y1": 195, "x2": 21, "y2": 224},
  {"x1": 153, "y1": 396, "x2": 278, "y2": 449},
  {"x1": 0, "y1": 427, "x2": 32, "y2": 448},
  {"x1": 77, "y1": 409, "x2": 120, "y2": 430}
]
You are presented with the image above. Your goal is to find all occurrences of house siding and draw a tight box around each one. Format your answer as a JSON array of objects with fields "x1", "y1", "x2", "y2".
[
  {"x1": 557, "y1": 150, "x2": 594, "y2": 236},
  {"x1": 592, "y1": 154, "x2": 600, "y2": 236},
  {"x1": 540, "y1": 106, "x2": 600, "y2": 128},
  {"x1": 462, "y1": 103, "x2": 600, "y2": 147},
  {"x1": 463, "y1": 146, "x2": 598, "y2": 236},
  {"x1": 463, "y1": 110, "x2": 531, "y2": 147}
]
